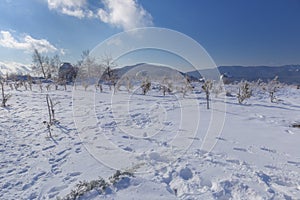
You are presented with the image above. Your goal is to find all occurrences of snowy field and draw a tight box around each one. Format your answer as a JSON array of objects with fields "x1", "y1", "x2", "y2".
[{"x1": 0, "y1": 82, "x2": 300, "y2": 199}]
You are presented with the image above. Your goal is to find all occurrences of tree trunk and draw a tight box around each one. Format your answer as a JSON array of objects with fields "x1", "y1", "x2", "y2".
[
  {"x1": 206, "y1": 92, "x2": 210, "y2": 109},
  {"x1": 46, "y1": 94, "x2": 52, "y2": 124},
  {"x1": 1, "y1": 82, "x2": 5, "y2": 107},
  {"x1": 34, "y1": 49, "x2": 46, "y2": 78}
]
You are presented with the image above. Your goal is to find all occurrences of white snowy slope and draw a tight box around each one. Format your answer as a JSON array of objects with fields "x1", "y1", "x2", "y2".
[
  {"x1": 0, "y1": 61, "x2": 32, "y2": 76},
  {"x1": 0, "y1": 82, "x2": 299, "y2": 199}
]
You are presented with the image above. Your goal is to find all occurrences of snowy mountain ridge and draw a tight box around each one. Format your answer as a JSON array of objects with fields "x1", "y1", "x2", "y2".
[{"x1": 0, "y1": 61, "x2": 32, "y2": 76}]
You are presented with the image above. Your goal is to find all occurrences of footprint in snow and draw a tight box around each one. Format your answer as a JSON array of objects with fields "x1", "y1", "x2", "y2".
[
  {"x1": 233, "y1": 147, "x2": 248, "y2": 152},
  {"x1": 287, "y1": 161, "x2": 300, "y2": 166},
  {"x1": 260, "y1": 147, "x2": 276, "y2": 153}
]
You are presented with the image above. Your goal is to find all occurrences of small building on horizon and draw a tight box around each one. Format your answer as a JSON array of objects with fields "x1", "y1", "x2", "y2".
[{"x1": 58, "y1": 62, "x2": 77, "y2": 83}]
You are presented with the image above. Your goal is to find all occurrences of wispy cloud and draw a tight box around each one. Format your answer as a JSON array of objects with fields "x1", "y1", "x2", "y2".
[
  {"x1": 47, "y1": 0, "x2": 88, "y2": 18},
  {"x1": 97, "y1": 0, "x2": 153, "y2": 30},
  {"x1": 46, "y1": 0, "x2": 153, "y2": 30},
  {"x1": 0, "y1": 30, "x2": 58, "y2": 53}
]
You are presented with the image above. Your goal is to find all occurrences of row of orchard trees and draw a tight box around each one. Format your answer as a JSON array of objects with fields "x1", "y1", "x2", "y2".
[
  {"x1": 32, "y1": 49, "x2": 61, "y2": 79},
  {"x1": 31, "y1": 48, "x2": 286, "y2": 107},
  {"x1": 201, "y1": 76, "x2": 283, "y2": 109},
  {"x1": 0, "y1": 48, "x2": 287, "y2": 109}
]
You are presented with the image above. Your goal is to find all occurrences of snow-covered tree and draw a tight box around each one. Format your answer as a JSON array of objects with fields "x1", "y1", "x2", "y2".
[
  {"x1": 101, "y1": 54, "x2": 118, "y2": 91},
  {"x1": 32, "y1": 49, "x2": 47, "y2": 78},
  {"x1": 32, "y1": 49, "x2": 61, "y2": 79},
  {"x1": 212, "y1": 80, "x2": 224, "y2": 97},
  {"x1": 265, "y1": 76, "x2": 281, "y2": 103},
  {"x1": 141, "y1": 78, "x2": 151, "y2": 95},
  {"x1": 237, "y1": 81, "x2": 252, "y2": 104},
  {"x1": 160, "y1": 76, "x2": 173, "y2": 96},
  {"x1": 202, "y1": 80, "x2": 213, "y2": 109},
  {"x1": 179, "y1": 76, "x2": 193, "y2": 98}
]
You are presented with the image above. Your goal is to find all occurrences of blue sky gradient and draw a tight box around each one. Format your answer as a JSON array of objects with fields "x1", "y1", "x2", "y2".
[{"x1": 0, "y1": 0, "x2": 299, "y2": 67}]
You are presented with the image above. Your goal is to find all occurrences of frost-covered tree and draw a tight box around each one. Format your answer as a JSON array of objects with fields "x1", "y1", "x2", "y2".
[
  {"x1": 118, "y1": 76, "x2": 133, "y2": 93},
  {"x1": 77, "y1": 50, "x2": 101, "y2": 81},
  {"x1": 32, "y1": 49, "x2": 61, "y2": 79},
  {"x1": 212, "y1": 81, "x2": 224, "y2": 97},
  {"x1": 49, "y1": 54, "x2": 61, "y2": 78},
  {"x1": 101, "y1": 54, "x2": 118, "y2": 91},
  {"x1": 202, "y1": 80, "x2": 213, "y2": 109},
  {"x1": 32, "y1": 49, "x2": 47, "y2": 78},
  {"x1": 237, "y1": 81, "x2": 252, "y2": 104},
  {"x1": 179, "y1": 76, "x2": 193, "y2": 98},
  {"x1": 125, "y1": 76, "x2": 133, "y2": 93},
  {"x1": 141, "y1": 78, "x2": 151, "y2": 95},
  {"x1": 265, "y1": 76, "x2": 281, "y2": 103},
  {"x1": 160, "y1": 77, "x2": 173, "y2": 96}
]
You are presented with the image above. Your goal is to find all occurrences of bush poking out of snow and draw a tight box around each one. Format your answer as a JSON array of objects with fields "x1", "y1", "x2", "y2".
[
  {"x1": 179, "y1": 167, "x2": 193, "y2": 180},
  {"x1": 291, "y1": 122, "x2": 300, "y2": 128},
  {"x1": 59, "y1": 170, "x2": 134, "y2": 200},
  {"x1": 141, "y1": 78, "x2": 151, "y2": 95},
  {"x1": 237, "y1": 81, "x2": 252, "y2": 104}
]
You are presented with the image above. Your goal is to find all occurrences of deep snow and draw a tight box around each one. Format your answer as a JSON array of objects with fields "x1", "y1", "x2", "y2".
[{"x1": 0, "y1": 82, "x2": 299, "y2": 199}]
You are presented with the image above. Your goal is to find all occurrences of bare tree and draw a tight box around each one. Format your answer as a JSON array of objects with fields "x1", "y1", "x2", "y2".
[
  {"x1": 101, "y1": 54, "x2": 118, "y2": 91},
  {"x1": 45, "y1": 94, "x2": 60, "y2": 137},
  {"x1": 50, "y1": 54, "x2": 61, "y2": 78},
  {"x1": 32, "y1": 49, "x2": 47, "y2": 78},
  {"x1": 32, "y1": 49, "x2": 60, "y2": 79},
  {"x1": 202, "y1": 80, "x2": 213, "y2": 109},
  {"x1": 0, "y1": 80, "x2": 11, "y2": 107},
  {"x1": 77, "y1": 50, "x2": 103, "y2": 87}
]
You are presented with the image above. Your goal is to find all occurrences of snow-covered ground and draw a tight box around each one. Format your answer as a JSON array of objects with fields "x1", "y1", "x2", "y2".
[{"x1": 0, "y1": 82, "x2": 300, "y2": 199}]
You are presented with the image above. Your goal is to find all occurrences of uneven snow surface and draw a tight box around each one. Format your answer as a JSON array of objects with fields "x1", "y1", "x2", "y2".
[{"x1": 0, "y1": 83, "x2": 300, "y2": 199}]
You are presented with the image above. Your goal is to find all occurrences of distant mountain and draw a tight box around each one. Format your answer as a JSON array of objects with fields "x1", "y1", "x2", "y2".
[
  {"x1": 112, "y1": 63, "x2": 199, "y2": 81},
  {"x1": 0, "y1": 62, "x2": 32, "y2": 76},
  {"x1": 187, "y1": 65, "x2": 300, "y2": 84},
  {"x1": 112, "y1": 64, "x2": 300, "y2": 84}
]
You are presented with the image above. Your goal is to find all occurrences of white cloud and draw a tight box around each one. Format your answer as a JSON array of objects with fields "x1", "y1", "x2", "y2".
[
  {"x1": 45, "y1": 0, "x2": 153, "y2": 30},
  {"x1": 0, "y1": 31, "x2": 58, "y2": 53},
  {"x1": 97, "y1": 0, "x2": 153, "y2": 30},
  {"x1": 47, "y1": 0, "x2": 90, "y2": 19}
]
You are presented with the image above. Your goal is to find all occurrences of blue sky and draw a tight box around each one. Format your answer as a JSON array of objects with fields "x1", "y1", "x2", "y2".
[{"x1": 0, "y1": 0, "x2": 300, "y2": 68}]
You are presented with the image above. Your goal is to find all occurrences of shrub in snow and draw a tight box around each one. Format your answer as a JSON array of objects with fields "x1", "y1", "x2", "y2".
[
  {"x1": 291, "y1": 122, "x2": 300, "y2": 128},
  {"x1": 82, "y1": 82, "x2": 89, "y2": 91},
  {"x1": 27, "y1": 74, "x2": 33, "y2": 91},
  {"x1": 125, "y1": 76, "x2": 133, "y2": 93},
  {"x1": 212, "y1": 81, "x2": 224, "y2": 97},
  {"x1": 202, "y1": 80, "x2": 213, "y2": 109},
  {"x1": 263, "y1": 76, "x2": 281, "y2": 103},
  {"x1": 44, "y1": 94, "x2": 60, "y2": 137},
  {"x1": 141, "y1": 78, "x2": 151, "y2": 95},
  {"x1": 178, "y1": 76, "x2": 193, "y2": 98},
  {"x1": 59, "y1": 170, "x2": 134, "y2": 200},
  {"x1": 45, "y1": 84, "x2": 51, "y2": 91},
  {"x1": 179, "y1": 167, "x2": 193, "y2": 180},
  {"x1": 237, "y1": 81, "x2": 252, "y2": 104},
  {"x1": 109, "y1": 170, "x2": 134, "y2": 186},
  {"x1": 159, "y1": 77, "x2": 173, "y2": 96}
]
